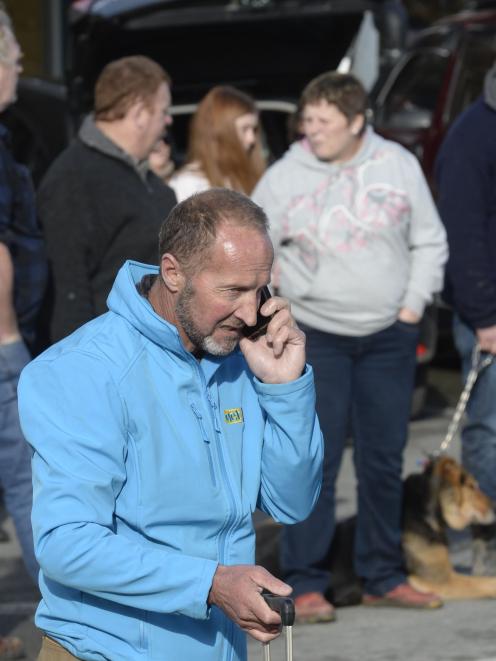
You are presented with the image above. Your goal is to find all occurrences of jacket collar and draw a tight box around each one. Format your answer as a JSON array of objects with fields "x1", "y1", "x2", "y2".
[{"x1": 79, "y1": 114, "x2": 149, "y2": 182}]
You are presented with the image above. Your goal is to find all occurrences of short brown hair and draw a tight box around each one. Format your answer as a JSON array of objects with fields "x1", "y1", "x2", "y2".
[
  {"x1": 94, "y1": 55, "x2": 170, "y2": 121},
  {"x1": 300, "y1": 71, "x2": 368, "y2": 125},
  {"x1": 158, "y1": 188, "x2": 269, "y2": 273}
]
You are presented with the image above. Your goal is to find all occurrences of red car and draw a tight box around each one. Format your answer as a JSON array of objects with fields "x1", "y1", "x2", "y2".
[{"x1": 373, "y1": 5, "x2": 496, "y2": 185}]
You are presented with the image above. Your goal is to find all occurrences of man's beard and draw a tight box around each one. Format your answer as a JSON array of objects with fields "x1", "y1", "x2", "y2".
[{"x1": 175, "y1": 281, "x2": 240, "y2": 356}]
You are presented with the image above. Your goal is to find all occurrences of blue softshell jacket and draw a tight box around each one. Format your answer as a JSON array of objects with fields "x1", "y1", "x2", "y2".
[{"x1": 18, "y1": 261, "x2": 323, "y2": 661}]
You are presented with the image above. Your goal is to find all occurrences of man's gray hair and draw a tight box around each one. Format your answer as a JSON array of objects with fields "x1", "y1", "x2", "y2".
[
  {"x1": 158, "y1": 188, "x2": 269, "y2": 274},
  {"x1": 0, "y1": 4, "x2": 14, "y2": 64}
]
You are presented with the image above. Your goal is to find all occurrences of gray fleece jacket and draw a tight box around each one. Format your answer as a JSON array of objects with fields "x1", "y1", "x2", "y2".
[{"x1": 253, "y1": 128, "x2": 448, "y2": 336}]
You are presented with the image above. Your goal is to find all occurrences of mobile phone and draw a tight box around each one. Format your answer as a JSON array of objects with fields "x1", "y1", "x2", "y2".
[{"x1": 242, "y1": 286, "x2": 273, "y2": 340}]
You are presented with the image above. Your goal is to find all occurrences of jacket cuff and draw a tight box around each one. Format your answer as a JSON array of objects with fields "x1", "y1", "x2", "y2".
[
  {"x1": 402, "y1": 291, "x2": 427, "y2": 318},
  {"x1": 194, "y1": 559, "x2": 219, "y2": 620},
  {"x1": 252, "y1": 364, "x2": 313, "y2": 395}
]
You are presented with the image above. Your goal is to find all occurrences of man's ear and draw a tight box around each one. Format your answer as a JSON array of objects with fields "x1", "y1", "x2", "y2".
[
  {"x1": 128, "y1": 99, "x2": 149, "y2": 132},
  {"x1": 160, "y1": 253, "x2": 185, "y2": 293}
]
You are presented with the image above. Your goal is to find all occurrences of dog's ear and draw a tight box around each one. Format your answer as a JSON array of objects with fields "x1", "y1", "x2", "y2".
[
  {"x1": 437, "y1": 457, "x2": 461, "y2": 486},
  {"x1": 425, "y1": 456, "x2": 461, "y2": 519},
  {"x1": 426, "y1": 456, "x2": 450, "y2": 489},
  {"x1": 434, "y1": 456, "x2": 466, "y2": 507}
]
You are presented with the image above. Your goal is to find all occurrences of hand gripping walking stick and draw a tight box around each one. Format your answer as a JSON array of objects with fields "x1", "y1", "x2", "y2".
[{"x1": 261, "y1": 593, "x2": 295, "y2": 661}]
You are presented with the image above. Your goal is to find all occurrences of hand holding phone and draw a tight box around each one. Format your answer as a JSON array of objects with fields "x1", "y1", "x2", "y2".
[
  {"x1": 242, "y1": 286, "x2": 273, "y2": 341},
  {"x1": 239, "y1": 290, "x2": 306, "y2": 384}
]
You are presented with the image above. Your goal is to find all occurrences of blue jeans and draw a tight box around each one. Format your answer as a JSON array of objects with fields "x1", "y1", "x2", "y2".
[
  {"x1": 453, "y1": 315, "x2": 496, "y2": 504},
  {"x1": 0, "y1": 339, "x2": 38, "y2": 581},
  {"x1": 281, "y1": 320, "x2": 418, "y2": 596}
]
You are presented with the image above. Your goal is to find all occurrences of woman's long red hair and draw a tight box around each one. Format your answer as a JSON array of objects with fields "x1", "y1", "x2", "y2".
[{"x1": 187, "y1": 85, "x2": 266, "y2": 194}]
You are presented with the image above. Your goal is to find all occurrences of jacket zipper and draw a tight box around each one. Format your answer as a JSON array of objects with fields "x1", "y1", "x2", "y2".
[
  {"x1": 192, "y1": 359, "x2": 241, "y2": 544},
  {"x1": 206, "y1": 392, "x2": 241, "y2": 557},
  {"x1": 188, "y1": 357, "x2": 241, "y2": 660},
  {"x1": 205, "y1": 390, "x2": 241, "y2": 661},
  {"x1": 191, "y1": 402, "x2": 217, "y2": 488}
]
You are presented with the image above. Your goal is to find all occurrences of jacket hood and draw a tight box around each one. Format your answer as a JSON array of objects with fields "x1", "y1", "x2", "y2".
[
  {"x1": 286, "y1": 126, "x2": 381, "y2": 173},
  {"x1": 106, "y1": 260, "x2": 226, "y2": 379},
  {"x1": 107, "y1": 260, "x2": 185, "y2": 353}
]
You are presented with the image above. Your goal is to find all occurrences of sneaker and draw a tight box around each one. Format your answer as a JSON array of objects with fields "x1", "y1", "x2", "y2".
[
  {"x1": 294, "y1": 592, "x2": 336, "y2": 624},
  {"x1": 362, "y1": 582, "x2": 443, "y2": 609},
  {"x1": 0, "y1": 636, "x2": 24, "y2": 660}
]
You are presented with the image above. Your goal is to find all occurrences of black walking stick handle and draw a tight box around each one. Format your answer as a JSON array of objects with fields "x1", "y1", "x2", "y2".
[{"x1": 262, "y1": 592, "x2": 295, "y2": 626}]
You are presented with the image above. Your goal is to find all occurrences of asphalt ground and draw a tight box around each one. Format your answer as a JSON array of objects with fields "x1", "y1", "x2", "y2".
[{"x1": 3, "y1": 366, "x2": 496, "y2": 660}]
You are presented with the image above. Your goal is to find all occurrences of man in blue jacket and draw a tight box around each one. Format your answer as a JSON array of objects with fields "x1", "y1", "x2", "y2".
[
  {"x1": 18, "y1": 188, "x2": 323, "y2": 661},
  {"x1": 435, "y1": 63, "x2": 496, "y2": 573}
]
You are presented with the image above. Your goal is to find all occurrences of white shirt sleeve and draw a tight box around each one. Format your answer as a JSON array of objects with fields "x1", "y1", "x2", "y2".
[{"x1": 169, "y1": 167, "x2": 211, "y2": 203}]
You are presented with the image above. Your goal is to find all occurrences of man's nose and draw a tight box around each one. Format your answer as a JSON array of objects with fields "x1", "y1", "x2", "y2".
[{"x1": 235, "y1": 295, "x2": 258, "y2": 327}]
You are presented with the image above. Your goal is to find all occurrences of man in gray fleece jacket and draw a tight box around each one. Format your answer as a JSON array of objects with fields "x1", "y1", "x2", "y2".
[
  {"x1": 37, "y1": 56, "x2": 176, "y2": 344},
  {"x1": 253, "y1": 71, "x2": 448, "y2": 621}
]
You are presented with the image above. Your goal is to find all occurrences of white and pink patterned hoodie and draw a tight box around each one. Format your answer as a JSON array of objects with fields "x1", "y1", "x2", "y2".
[{"x1": 253, "y1": 127, "x2": 448, "y2": 336}]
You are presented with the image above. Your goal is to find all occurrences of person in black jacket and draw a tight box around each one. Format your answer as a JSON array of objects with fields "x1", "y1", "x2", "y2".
[
  {"x1": 435, "y1": 62, "x2": 496, "y2": 573},
  {"x1": 38, "y1": 55, "x2": 177, "y2": 343}
]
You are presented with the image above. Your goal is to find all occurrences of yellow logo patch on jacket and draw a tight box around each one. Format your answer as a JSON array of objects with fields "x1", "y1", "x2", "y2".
[{"x1": 224, "y1": 408, "x2": 244, "y2": 424}]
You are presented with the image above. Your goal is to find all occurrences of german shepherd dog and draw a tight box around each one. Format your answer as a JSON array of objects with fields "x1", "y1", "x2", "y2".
[
  {"x1": 403, "y1": 455, "x2": 496, "y2": 600},
  {"x1": 255, "y1": 455, "x2": 496, "y2": 604}
]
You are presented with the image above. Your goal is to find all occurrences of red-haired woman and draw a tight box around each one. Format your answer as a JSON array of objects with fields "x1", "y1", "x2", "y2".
[{"x1": 170, "y1": 85, "x2": 266, "y2": 202}]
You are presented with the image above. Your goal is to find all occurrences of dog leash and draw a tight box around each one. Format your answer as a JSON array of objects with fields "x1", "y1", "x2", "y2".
[{"x1": 436, "y1": 343, "x2": 494, "y2": 455}]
